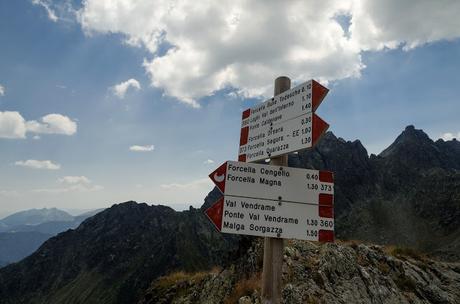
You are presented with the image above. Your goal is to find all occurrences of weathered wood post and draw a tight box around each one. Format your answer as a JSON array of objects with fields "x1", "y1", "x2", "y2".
[{"x1": 261, "y1": 76, "x2": 291, "y2": 304}]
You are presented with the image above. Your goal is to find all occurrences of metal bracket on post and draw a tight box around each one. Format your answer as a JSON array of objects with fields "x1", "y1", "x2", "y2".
[{"x1": 261, "y1": 76, "x2": 290, "y2": 304}]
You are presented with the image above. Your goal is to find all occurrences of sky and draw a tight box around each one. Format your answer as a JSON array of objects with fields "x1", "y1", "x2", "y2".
[{"x1": 1, "y1": 0, "x2": 460, "y2": 216}]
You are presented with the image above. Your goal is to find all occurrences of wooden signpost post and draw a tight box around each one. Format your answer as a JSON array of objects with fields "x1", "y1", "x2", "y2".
[{"x1": 205, "y1": 76, "x2": 332, "y2": 304}]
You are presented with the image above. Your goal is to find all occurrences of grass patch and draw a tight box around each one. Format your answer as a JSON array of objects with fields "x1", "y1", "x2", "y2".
[
  {"x1": 223, "y1": 273, "x2": 261, "y2": 304},
  {"x1": 385, "y1": 246, "x2": 425, "y2": 260},
  {"x1": 155, "y1": 270, "x2": 209, "y2": 289}
]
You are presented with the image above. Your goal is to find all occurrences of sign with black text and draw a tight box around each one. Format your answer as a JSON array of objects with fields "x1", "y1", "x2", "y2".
[
  {"x1": 238, "y1": 112, "x2": 329, "y2": 162},
  {"x1": 205, "y1": 195, "x2": 334, "y2": 242},
  {"x1": 209, "y1": 161, "x2": 334, "y2": 205}
]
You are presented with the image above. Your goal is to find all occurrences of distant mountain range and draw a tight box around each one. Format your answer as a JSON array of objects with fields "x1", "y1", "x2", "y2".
[
  {"x1": 0, "y1": 208, "x2": 102, "y2": 266},
  {"x1": 0, "y1": 208, "x2": 74, "y2": 228},
  {"x1": 0, "y1": 125, "x2": 459, "y2": 303}
]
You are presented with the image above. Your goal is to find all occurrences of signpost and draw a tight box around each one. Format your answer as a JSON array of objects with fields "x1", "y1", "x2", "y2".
[{"x1": 204, "y1": 76, "x2": 333, "y2": 304}]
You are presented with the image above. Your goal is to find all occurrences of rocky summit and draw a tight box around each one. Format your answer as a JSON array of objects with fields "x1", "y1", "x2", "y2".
[{"x1": 0, "y1": 125, "x2": 459, "y2": 303}]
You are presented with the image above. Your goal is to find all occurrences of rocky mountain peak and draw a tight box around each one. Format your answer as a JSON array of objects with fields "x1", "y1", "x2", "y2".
[
  {"x1": 377, "y1": 125, "x2": 447, "y2": 172},
  {"x1": 380, "y1": 125, "x2": 434, "y2": 157}
]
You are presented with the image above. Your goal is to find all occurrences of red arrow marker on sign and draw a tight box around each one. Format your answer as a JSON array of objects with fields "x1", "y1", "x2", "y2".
[
  {"x1": 205, "y1": 197, "x2": 224, "y2": 231},
  {"x1": 209, "y1": 162, "x2": 227, "y2": 194},
  {"x1": 312, "y1": 113, "x2": 329, "y2": 147},
  {"x1": 311, "y1": 80, "x2": 329, "y2": 112}
]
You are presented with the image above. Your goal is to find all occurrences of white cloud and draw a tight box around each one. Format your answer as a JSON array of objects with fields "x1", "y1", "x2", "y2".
[
  {"x1": 0, "y1": 111, "x2": 27, "y2": 138},
  {"x1": 110, "y1": 79, "x2": 141, "y2": 99},
  {"x1": 203, "y1": 159, "x2": 214, "y2": 164},
  {"x1": 34, "y1": 184, "x2": 103, "y2": 194},
  {"x1": 0, "y1": 84, "x2": 5, "y2": 96},
  {"x1": 32, "y1": 0, "x2": 58, "y2": 22},
  {"x1": 0, "y1": 190, "x2": 20, "y2": 197},
  {"x1": 34, "y1": 175, "x2": 103, "y2": 193},
  {"x1": 15, "y1": 160, "x2": 61, "y2": 170},
  {"x1": 350, "y1": 0, "x2": 460, "y2": 51},
  {"x1": 77, "y1": 0, "x2": 460, "y2": 107},
  {"x1": 26, "y1": 114, "x2": 77, "y2": 135},
  {"x1": 58, "y1": 176, "x2": 91, "y2": 185},
  {"x1": 0, "y1": 111, "x2": 77, "y2": 139},
  {"x1": 160, "y1": 178, "x2": 212, "y2": 190},
  {"x1": 441, "y1": 132, "x2": 460, "y2": 141},
  {"x1": 129, "y1": 144, "x2": 154, "y2": 152}
]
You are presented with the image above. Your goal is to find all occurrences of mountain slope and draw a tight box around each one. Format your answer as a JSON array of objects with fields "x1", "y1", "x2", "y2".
[
  {"x1": 0, "y1": 202, "x2": 241, "y2": 304},
  {"x1": 0, "y1": 231, "x2": 52, "y2": 265}
]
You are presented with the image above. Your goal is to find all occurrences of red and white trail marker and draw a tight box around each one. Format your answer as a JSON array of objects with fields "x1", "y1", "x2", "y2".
[
  {"x1": 238, "y1": 79, "x2": 329, "y2": 163},
  {"x1": 205, "y1": 196, "x2": 334, "y2": 242},
  {"x1": 209, "y1": 161, "x2": 334, "y2": 205}
]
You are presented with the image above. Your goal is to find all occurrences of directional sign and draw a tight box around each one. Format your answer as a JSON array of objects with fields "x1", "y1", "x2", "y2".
[
  {"x1": 238, "y1": 79, "x2": 329, "y2": 163},
  {"x1": 238, "y1": 112, "x2": 329, "y2": 163},
  {"x1": 205, "y1": 196, "x2": 334, "y2": 242},
  {"x1": 241, "y1": 80, "x2": 328, "y2": 133},
  {"x1": 209, "y1": 161, "x2": 334, "y2": 205}
]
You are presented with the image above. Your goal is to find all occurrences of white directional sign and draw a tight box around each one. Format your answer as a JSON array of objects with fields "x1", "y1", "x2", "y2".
[
  {"x1": 238, "y1": 112, "x2": 329, "y2": 162},
  {"x1": 238, "y1": 79, "x2": 329, "y2": 163},
  {"x1": 209, "y1": 161, "x2": 334, "y2": 205},
  {"x1": 205, "y1": 196, "x2": 334, "y2": 242},
  {"x1": 240, "y1": 79, "x2": 328, "y2": 133}
]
